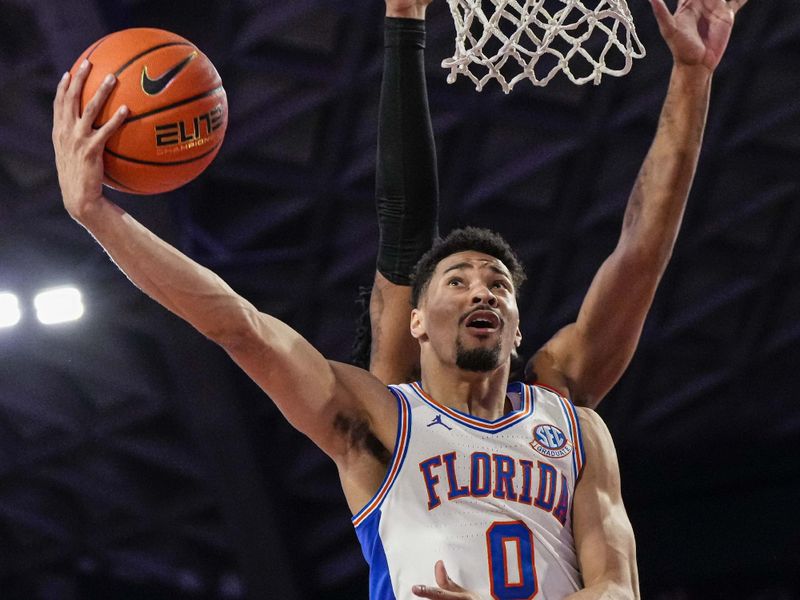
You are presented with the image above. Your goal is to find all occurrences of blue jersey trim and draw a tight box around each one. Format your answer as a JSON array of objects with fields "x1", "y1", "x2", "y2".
[
  {"x1": 551, "y1": 390, "x2": 584, "y2": 481},
  {"x1": 355, "y1": 509, "x2": 396, "y2": 600},
  {"x1": 570, "y1": 400, "x2": 586, "y2": 478},
  {"x1": 557, "y1": 399, "x2": 578, "y2": 481},
  {"x1": 528, "y1": 383, "x2": 537, "y2": 419}
]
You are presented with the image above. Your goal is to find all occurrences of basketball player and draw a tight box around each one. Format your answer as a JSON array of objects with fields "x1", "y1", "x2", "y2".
[
  {"x1": 361, "y1": 0, "x2": 747, "y2": 597},
  {"x1": 51, "y1": 0, "x2": 747, "y2": 597}
]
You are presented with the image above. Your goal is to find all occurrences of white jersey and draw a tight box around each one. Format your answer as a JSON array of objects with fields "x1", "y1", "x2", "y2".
[{"x1": 354, "y1": 382, "x2": 586, "y2": 600}]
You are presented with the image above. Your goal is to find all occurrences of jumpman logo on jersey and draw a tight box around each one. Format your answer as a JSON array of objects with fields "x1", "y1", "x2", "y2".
[{"x1": 427, "y1": 414, "x2": 452, "y2": 430}]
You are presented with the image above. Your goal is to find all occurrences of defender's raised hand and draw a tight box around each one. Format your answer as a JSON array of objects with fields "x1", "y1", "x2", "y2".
[
  {"x1": 52, "y1": 60, "x2": 128, "y2": 220},
  {"x1": 385, "y1": 0, "x2": 433, "y2": 19},
  {"x1": 650, "y1": 0, "x2": 749, "y2": 71}
]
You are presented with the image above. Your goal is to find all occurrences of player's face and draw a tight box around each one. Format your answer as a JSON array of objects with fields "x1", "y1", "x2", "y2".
[{"x1": 411, "y1": 251, "x2": 522, "y2": 372}]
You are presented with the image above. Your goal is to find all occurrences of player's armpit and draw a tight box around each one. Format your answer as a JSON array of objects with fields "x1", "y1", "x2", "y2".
[{"x1": 567, "y1": 407, "x2": 639, "y2": 600}]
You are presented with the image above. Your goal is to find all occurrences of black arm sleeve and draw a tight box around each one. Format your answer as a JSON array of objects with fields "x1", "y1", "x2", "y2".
[{"x1": 375, "y1": 17, "x2": 440, "y2": 286}]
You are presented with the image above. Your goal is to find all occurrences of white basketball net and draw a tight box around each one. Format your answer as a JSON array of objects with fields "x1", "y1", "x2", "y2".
[{"x1": 442, "y1": 0, "x2": 646, "y2": 92}]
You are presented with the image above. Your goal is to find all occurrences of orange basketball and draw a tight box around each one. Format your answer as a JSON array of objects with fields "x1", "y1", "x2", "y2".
[{"x1": 70, "y1": 28, "x2": 228, "y2": 195}]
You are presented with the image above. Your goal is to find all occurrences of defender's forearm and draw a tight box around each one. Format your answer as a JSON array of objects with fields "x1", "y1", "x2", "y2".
[
  {"x1": 375, "y1": 16, "x2": 439, "y2": 285},
  {"x1": 73, "y1": 197, "x2": 254, "y2": 344},
  {"x1": 619, "y1": 64, "x2": 712, "y2": 263}
]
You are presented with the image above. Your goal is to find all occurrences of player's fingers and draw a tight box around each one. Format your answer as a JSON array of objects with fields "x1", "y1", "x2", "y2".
[
  {"x1": 728, "y1": 0, "x2": 748, "y2": 15},
  {"x1": 53, "y1": 71, "x2": 71, "y2": 119},
  {"x1": 52, "y1": 72, "x2": 73, "y2": 142},
  {"x1": 704, "y1": 0, "x2": 737, "y2": 16},
  {"x1": 65, "y1": 59, "x2": 91, "y2": 120},
  {"x1": 411, "y1": 584, "x2": 465, "y2": 599},
  {"x1": 95, "y1": 104, "x2": 129, "y2": 145},
  {"x1": 434, "y1": 561, "x2": 465, "y2": 592},
  {"x1": 81, "y1": 73, "x2": 118, "y2": 132},
  {"x1": 649, "y1": 0, "x2": 675, "y2": 35}
]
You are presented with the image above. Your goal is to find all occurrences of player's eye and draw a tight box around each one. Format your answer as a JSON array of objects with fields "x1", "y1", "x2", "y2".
[
  {"x1": 492, "y1": 280, "x2": 510, "y2": 290},
  {"x1": 447, "y1": 277, "x2": 463, "y2": 287}
]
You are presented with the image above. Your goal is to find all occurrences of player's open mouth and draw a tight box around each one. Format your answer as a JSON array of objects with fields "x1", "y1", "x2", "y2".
[{"x1": 463, "y1": 310, "x2": 502, "y2": 332}]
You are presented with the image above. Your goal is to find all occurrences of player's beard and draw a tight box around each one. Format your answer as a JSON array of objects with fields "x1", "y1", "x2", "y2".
[{"x1": 455, "y1": 337, "x2": 502, "y2": 372}]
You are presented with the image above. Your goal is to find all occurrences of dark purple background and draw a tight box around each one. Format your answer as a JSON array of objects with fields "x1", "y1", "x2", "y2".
[{"x1": 0, "y1": 0, "x2": 798, "y2": 598}]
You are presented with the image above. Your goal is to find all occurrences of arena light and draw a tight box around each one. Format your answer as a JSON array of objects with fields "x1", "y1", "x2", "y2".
[
  {"x1": 0, "y1": 292, "x2": 21, "y2": 328},
  {"x1": 34, "y1": 286, "x2": 84, "y2": 325}
]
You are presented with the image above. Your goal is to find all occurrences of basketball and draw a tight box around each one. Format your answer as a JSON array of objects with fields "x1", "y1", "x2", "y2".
[{"x1": 70, "y1": 28, "x2": 228, "y2": 195}]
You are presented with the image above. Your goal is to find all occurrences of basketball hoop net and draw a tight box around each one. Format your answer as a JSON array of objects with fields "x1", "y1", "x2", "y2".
[{"x1": 442, "y1": 0, "x2": 646, "y2": 92}]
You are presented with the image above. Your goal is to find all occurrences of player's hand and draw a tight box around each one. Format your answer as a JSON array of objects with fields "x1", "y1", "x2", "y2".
[
  {"x1": 52, "y1": 59, "x2": 128, "y2": 221},
  {"x1": 385, "y1": 0, "x2": 433, "y2": 20},
  {"x1": 650, "y1": 0, "x2": 748, "y2": 71},
  {"x1": 412, "y1": 560, "x2": 484, "y2": 599}
]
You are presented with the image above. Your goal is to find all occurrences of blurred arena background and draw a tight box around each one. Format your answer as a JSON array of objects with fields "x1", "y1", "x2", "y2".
[{"x1": 0, "y1": 0, "x2": 798, "y2": 598}]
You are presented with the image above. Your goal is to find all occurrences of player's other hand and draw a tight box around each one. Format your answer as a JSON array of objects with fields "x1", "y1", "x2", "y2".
[
  {"x1": 52, "y1": 59, "x2": 128, "y2": 221},
  {"x1": 412, "y1": 560, "x2": 484, "y2": 599},
  {"x1": 650, "y1": 0, "x2": 749, "y2": 71},
  {"x1": 385, "y1": 0, "x2": 433, "y2": 20}
]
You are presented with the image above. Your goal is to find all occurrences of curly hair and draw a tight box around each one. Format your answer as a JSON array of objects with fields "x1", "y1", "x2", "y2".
[{"x1": 410, "y1": 227, "x2": 526, "y2": 307}]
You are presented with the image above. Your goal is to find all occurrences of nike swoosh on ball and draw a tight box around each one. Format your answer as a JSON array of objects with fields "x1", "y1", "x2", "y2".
[{"x1": 140, "y1": 51, "x2": 198, "y2": 95}]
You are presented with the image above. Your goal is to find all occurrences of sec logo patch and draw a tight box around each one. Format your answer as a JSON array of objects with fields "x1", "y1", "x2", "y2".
[{"x1": 530, "y1": 424, "x2": 573, "y2": 459}]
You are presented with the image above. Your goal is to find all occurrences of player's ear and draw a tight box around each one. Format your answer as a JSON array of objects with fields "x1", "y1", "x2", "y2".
[
  {"x1": 514, "y1": 327, "x2": 522, "y2": 348},
  {"x1": 410, "y1": 307, "x2": 426, "y2": 340}
]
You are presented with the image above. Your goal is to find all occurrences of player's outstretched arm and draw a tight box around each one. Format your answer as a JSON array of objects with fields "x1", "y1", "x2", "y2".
[
  {"x1": 565, "y1": 408, "x2": 639, "y2": 600},
  {"x1": 53, "y1": 61, "x2": 397, "y2": 462},
  {"x1": 527, "y1": 0, "x2": 749, "y2": 408},
  {"x1": 364, "y1": 0, "x2": 438, "y2": 385}
]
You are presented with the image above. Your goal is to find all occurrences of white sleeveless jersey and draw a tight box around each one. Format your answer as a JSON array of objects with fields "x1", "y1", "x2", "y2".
[{"x1": 354, "y1": 382, "x2": 586, "y2": 600}]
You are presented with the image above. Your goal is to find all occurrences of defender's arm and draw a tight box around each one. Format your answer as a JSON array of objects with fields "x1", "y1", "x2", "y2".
[
  {"x1": 367, "y1": 1, "x2": 438, "y2": 384},
  {"x1": 528, "y1": 0, "x2": 749, "y2": 407}
]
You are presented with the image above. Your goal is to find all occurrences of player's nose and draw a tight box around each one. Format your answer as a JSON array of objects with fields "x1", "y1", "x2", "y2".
[{"x1": 471, "y1": 285, "x2": 497, "y2": 306}]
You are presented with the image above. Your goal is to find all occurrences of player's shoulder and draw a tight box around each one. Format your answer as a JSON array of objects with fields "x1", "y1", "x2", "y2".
[
  {"x1": 329, "y1": 359, "x2": 393, "y2": 390},
  {"x1": 573, "y1": 407, "x2": 617, "y2": 463},
  {"x1": 327, "y1": 360, "x2": 399, "y2": 414},
  {"x1": 573, "y1": 406, "x2": 606, "y2": 433},
  {"x1": 529, "y1": 379, "x2": 570, "y2": 400},
  {"x1": 574, "y1": 405, "x2": 599, "y2": 421}
]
